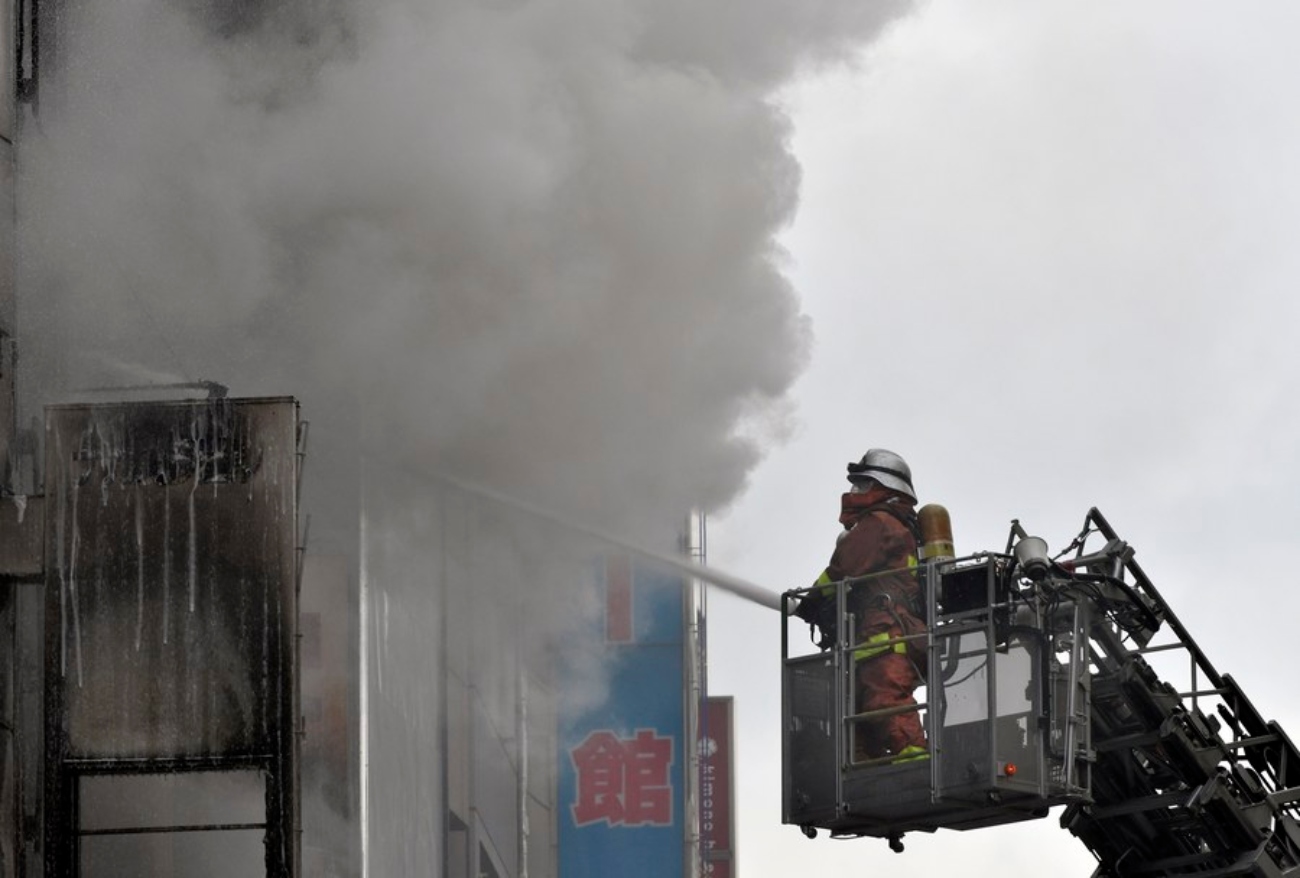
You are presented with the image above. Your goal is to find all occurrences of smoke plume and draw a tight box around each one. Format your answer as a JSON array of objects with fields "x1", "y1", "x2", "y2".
[
  {"x1": 19, "y1": 0, "x2": 910, "y2": 536},
  {"x1": 16, "y1": 1, "x2": 915, "y2": 870}
]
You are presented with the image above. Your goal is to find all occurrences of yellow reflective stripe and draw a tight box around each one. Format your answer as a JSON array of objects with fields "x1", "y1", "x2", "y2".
[
  {"x1": 893, "y1": 744, "x2": 929, "y2": 763},
  {"x1": 813, "y1": 569, "x2": 835, "y2": 598},
  {"x1": 852, "y1": 631, "x2": 907, "y2": 662}
]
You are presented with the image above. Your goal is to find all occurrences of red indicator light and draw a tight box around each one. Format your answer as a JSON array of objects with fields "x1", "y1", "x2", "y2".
[{"x1": 1004, "y1": 762, "x2": 1017, "y2": 777}]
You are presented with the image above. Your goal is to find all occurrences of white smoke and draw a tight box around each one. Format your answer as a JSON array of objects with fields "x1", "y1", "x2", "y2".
[{"x1": 19, "y1": 0, "x2": 911, "y2": 537}]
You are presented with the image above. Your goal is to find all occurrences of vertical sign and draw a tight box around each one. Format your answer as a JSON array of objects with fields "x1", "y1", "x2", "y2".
[
  {"x1": 698, "y1": 697, "x2": 734, "y2": 878},
  {"x1": 558, "y1": 558, "x2": 686, "y2": 877}
]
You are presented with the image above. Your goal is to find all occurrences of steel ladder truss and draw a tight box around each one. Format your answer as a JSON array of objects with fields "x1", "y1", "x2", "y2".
[{"x1": 1059, "y1": 509, "x2": 1300, "y2": 877}]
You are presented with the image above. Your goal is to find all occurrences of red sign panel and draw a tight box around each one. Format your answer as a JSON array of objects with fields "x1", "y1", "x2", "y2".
[
  {"x1": 604, "y1": 556, "x2": 634, "y2": 643},
  {"x1": 699, "y1": 697, "x2": 734, "y2": 878}
]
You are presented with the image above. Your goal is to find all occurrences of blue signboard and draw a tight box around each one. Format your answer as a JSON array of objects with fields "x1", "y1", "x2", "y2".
[{"x1": 557, "y1": 557, "x2": 685, "y2": 877}]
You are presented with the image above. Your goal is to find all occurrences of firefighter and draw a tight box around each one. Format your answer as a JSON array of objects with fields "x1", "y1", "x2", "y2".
[{"x1": 815, "y1": 448, "x2": 927, "y2": 763}]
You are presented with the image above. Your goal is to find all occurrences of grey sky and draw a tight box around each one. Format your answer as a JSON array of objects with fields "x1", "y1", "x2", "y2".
[{"x1": 710, "y1": 2, "x2": 1300, "y2": 874}]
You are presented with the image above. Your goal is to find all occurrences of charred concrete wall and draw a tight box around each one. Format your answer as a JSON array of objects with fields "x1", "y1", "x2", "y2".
[
  {"x1": 0, "y1": 0, "x2": 16, "y2": 488},
  {"x1": 0, "y1": 0, "x2": 25, "y2": 858},
  {"x1": 42, "y1": 397, "x2": 301, "y2": 877}
]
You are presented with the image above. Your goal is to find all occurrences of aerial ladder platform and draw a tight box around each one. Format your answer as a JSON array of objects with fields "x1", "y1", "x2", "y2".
[{"x1": 782, "y1": 508, "x2": 1300, "y2": 876}]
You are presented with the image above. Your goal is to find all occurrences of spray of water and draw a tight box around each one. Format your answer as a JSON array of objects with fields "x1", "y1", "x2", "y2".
[{"x1": 435, "y1": 471, "x2": 783, "y2": 610}]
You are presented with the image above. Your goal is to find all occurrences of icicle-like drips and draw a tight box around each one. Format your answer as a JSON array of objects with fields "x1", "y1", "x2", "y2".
[
  {"x1": 69, "y1": 478, "x2": 85, "y2": 688},
  {"x1": 188, "y1": 482, "x2": 197, "y2": 614},
  {"x1": 189, "y1": 416, "x2": 201, "y2": 613},
  {"x1": 55, "y1": 430, "x2": 67, "y2": 678},
  {"x1": 135, "y1": 484, "x2": 145, "y2": 652},
  {"x1": 162, "y1": 486, "x2": 172, "y2": 645}
]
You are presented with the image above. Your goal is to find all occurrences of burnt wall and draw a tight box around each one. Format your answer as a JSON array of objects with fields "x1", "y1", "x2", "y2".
[{"x1": 42, "y1": 397, "x2": 300, "y2": 876}]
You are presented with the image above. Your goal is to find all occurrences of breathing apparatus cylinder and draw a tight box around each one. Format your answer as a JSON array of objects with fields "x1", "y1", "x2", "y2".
[{"x1": 918, "y1": 503, "x2": 955, "y2": 562}]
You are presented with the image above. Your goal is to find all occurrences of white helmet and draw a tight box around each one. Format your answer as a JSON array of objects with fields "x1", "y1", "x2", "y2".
[{"x1": 846, "y1": 448, "x2": 915, "y2": 501}]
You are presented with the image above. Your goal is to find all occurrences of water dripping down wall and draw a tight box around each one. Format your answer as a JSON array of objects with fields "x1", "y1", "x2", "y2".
[{"x1": 41, "y1": 397, "x2": 301, "y2": 877}]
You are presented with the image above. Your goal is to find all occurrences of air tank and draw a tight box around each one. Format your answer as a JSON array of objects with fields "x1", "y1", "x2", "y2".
[{"x1": 918, "y1": 503, "x2": 954, "y2": 562}]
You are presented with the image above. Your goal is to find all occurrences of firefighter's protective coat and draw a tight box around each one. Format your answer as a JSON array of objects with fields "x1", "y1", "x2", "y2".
[{"x1": 825, "y1": 484, "x2": 927, "y2": 760}]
